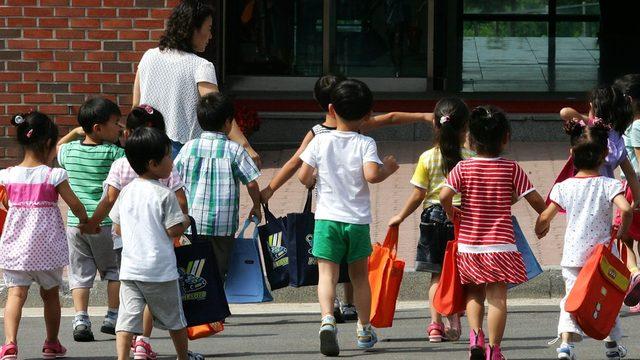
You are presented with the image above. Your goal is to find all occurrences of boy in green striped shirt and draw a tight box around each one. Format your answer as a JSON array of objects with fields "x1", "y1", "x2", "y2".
[{"x1": 57, "y1": 97, "x2": 124, "y2": 342}]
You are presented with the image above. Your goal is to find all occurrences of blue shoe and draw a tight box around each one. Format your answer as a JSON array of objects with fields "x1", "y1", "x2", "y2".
[
  {"x1": 557, "y1": 343, "x2": 576, "y2": 360},
  {"x1": 319, "y1": 316, "x2": 339, "y2": 357},
  {"x1": 356, "y1": 325, "x2": 378, "y2": 350}
]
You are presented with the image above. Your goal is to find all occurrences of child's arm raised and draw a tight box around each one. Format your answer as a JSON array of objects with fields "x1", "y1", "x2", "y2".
[
  {"x1": 57, "y1": 180, "x2": 88, "y2": 224},
  {"x1": 56, "y1": 127, "x2": 85, "y2": 155},
  {"x1": 245, "y1": 180, "x2": 262, "y2": 223},
  {"x1": 523, "y1": 190, "x2": 547, "y2": 214},
  {"x1": 389, "y1": 186, "x2": 427, "y2": 226},
  {"x1": 535, "y1": 203, "x2": 559, "y2": 239},
  {"x1": 614, "y1": 193, "x2": 633, "y2": 239},
  {"x1": 364, "y1": 156, "x2": 399, "y2": 184},
  {"x1": 620, "y1": 158, "x2": 640, "y2": 208},
  {"x1": 559, "y1": 107, "x2": 589, "y2": 122},
  {"x1": 361, "y1": 112, "x2": 434, "y2": 133}
]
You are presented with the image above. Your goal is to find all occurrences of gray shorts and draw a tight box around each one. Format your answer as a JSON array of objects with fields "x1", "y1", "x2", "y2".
[
  {"x1": 3, "y1": 268, "x2": 64, "y2": 290},
  {"x1": 67, "y1": 226, "x2": 119, "y2": 289},
  {"x1": 116, "y1": 279, "x2": 187, "y2": 334}
]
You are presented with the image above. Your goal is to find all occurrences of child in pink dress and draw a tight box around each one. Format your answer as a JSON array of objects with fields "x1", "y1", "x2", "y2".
[
  {"x1": 440, "y1": 106, "x2": 546, "y2": 360},
  {"x1": 0, "y1": 112, "x2": 87, "y2": 359}
]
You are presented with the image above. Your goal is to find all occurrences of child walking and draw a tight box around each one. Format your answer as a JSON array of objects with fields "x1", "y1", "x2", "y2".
[
  {"x1": 57, "y1": 97, "x2": 125, "y2": 341},
  {"x1": 389, "y1": 97, "x2": 473, "y2": 342},
  {"x1": 298, "y1": 79, "x2": 399, "y2": 356},
  {"x1": 0, "y1": 112, "x2": 88, "y2": 359},
  {"x1": 110, "y1": 127, "x2": 202, "y2": 360},
  {"x1": 440, "y1": 106, "x2": 546, "y2": 360},
  {"x1": 536, "y1": 121, "x2": 632, "y2": 360}
]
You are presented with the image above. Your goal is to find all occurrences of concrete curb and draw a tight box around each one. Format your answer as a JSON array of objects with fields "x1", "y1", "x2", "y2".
[{"x1": 0, "y1": 267, "x2": 564, "y2": 307}]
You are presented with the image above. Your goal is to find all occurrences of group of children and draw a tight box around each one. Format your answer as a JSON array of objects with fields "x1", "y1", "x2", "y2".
[{"x1": 2, "y1": 72, "x2": 640, "y2": 360}]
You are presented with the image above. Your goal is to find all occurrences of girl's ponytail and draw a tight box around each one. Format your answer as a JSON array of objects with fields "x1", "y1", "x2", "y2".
[{"x1": 434, "y1": 97, "x2": 470, "y2": 176}]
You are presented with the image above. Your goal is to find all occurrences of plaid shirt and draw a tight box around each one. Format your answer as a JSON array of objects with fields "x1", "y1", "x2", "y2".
[{"x1": 174, "y1": 132, "x2": 260, "y2": 236}]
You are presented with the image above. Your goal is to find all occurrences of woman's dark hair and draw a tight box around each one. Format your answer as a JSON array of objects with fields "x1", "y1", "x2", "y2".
[
  {"x1": 433, "y1": 97, "x2": 470, "y2": 176},
  {"x1": 468, "y1": 105, "x2": 510, "y2": 157},
  {"x1": 314, "y1": 74, "x2": 346, "y2": 111},
  {"x1": 126, "y1": 105, "x2": 166, "y2": 133},
  {"x1": 589, "y1": 85, "x2": 633, "y2": 134},
  {"x1": 11, "y1": 111, "x2": 59, "y2": 158},
  {"x1": 159, "y1": 0, "x2": 214, "y2": 53},
  {"x1": 125, "y1": 127, "x2": 172, "y2": 175},
  {"x1": 614, "y1": 74, "x2": 640, "y2": 115},
  {"x1": 197, "y1": 92, "x2": 235, "y2": 131},
  {"x1": 564, "y1": 119, "x2": 609, "y2": 170},
  {"x1": 329, "y1": 79, "x2": 373, "y2": 121}
]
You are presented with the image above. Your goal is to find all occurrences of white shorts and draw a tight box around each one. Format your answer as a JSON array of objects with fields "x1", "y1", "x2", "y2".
[{"x1": 2, "y1": 268, "x2": 64, "y2": 290}]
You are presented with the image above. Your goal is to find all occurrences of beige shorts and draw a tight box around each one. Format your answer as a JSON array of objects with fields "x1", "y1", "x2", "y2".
[{"x1": 2, "y1": 268, "x2": 64, "y2": 290}]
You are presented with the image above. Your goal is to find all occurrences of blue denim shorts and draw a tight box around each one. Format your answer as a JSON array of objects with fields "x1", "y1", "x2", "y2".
[{"x1": 415, "y1": 204, "x2": 454, "y2": 273}]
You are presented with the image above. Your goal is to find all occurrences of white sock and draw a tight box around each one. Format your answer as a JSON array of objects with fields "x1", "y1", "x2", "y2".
[
  {"x1": 357, "y1": 322, "x2": 370, "y2": 332},
  {"x1": 136, "y1": 336, "x2": 150, "y2": 344}
]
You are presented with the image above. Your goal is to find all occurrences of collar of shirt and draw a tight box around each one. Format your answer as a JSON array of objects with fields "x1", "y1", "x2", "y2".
[{"x1": 201, "y1": 131, "x2": 228, "y2": 140}]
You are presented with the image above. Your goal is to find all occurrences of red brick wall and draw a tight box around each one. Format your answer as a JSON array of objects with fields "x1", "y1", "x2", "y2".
[{"x1": 0, "y1": 0, "x2": 178, "y2": 167}]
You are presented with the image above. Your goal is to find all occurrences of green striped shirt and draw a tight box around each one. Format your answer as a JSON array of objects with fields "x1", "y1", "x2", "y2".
[{"x1": 58, "y1": 140, "x2": 125, "y2": 226}]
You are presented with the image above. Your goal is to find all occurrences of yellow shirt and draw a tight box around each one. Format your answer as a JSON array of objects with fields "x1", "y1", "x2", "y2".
[{"x1": 410, "y1": 147, "x2": 475, "y2": 207}]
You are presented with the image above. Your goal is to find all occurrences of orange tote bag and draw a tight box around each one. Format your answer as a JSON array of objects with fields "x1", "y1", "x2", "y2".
[
  {"x1": 369, "y1": 226, "x2": 405, "y2": 328},
  {"x1": 433, "y1": 215, "x2": 465, "y2": 316}
]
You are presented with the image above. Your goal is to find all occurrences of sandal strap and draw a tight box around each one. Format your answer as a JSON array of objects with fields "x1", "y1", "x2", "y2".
[
  {"x1": 1, "y1": 343, "x2": 17, "y2": 356},
  {"x1": 427, "y1": 322, "x2": 444, "y2": 334}
]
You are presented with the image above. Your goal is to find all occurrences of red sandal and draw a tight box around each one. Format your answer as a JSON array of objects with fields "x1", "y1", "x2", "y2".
[
  {"x1": 0, "y1": 342, "x2": 17, "y2": 360},
  {"x1": 42, "y1": 340, "x2": 66, "y2": 359},
  {"x1": 427, "y1": 322, "x2": 445, "y2": 343}
]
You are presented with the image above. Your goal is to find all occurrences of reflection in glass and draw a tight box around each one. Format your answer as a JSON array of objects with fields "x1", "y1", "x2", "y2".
[
  {"x1": 556, "y1": 0, "x2": 599, "y2": 15},
  {"x1": 464, "y1": 0, "x2": 548, "y2": 14}
]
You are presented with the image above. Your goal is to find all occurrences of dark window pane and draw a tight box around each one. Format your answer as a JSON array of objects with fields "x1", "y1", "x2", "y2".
[
  {"x1": 556, "y1": 0, "x2": 599, "y2": 15},
  {"x1": 464, "y1": 0, "x2": 548, "y2": 14}
]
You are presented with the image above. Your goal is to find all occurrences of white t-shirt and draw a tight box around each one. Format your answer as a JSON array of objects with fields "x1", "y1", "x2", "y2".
[
  {"x1": 549, "y1": 176, "x2": 624, "y2": 267},
  {"x1": 110, "y1": 178, "x2": 186, "y2": 282},
  {"x1": 137, "y1": 47, "x2": 218, "y2": 144},
  {"x1": 299, "y1": 131, "x2": 383, "y2": 224}
]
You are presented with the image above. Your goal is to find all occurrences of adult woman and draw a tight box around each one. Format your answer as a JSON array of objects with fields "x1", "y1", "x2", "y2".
[{"x1": 132, "y1": 0, "x2": 260, "y2": 165}]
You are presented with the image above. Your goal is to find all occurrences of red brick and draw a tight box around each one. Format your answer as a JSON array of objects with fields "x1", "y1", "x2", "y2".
[
  {"x1": 7, "y1": 18, "x2": 36, "y2": 27},
  {"x1": 56, "y1": 30, "x2": 85, "y2": 39},
  {"x1": 102, "y1": 19, "x2": 132, "y2": 28},
  {"x1": 8, "y1": 84, "x2": 36, "y2": 92},
  {"x1": 55, "y1": 73, "x2": 84, "y2": 82},
  {"x1": 0, "y1": 29, "x2": 21, "y2": 38},
  {"x1": 71, "y1": 62, "x2": 100, "y2": 71},
  {"x1": 87, "y1": 30, "x2": 117, "y2": 40},
  {"x1": 24, "y1": 29, "x2": 53, "y2": 39},
  {"x1": 102, "y1": 84, "x2": 131, "y2": 94},
  {"x1": 38, "y1": 18, "x2": 68, "y2": 28},
  {"x1": 24, "y1": 72, "x2": 53, "y2": 82},
  {"x1": 55, "y1": 94, "x2": 86, "y2": 103},
  {"x1": 134, "y1": 19, "x2": 164, "y2": 29},
  {"x1": 117, "y1": 94, "x2": 133, "y2": 106},
  {"x1": 23, "y1": 51, "x2": 54, "y2": 60},
  {"x1": 39, "y1": 40, "x2": 69, "y2": 49},
  {"x1": 71, "y1": 0, "x2": 100, "y2": 6},
  {"x1": 40, "y1": 61, "x2": 69, "y2": 71},
  {"x1": 7, "y1": 39, "x2": 38, "y2": 49},
  {"x1": 70, "y1": 18, "x2": 100, "y2": 28},
  {"x1": 166, "y1": 0, "x2": 179, "y2": 6},
  {"x1": 102, "y1": 62, "x2": 131, "y2": 72},
  {"x1": 118, "y1": 30, "x2": 148, "y2": 40},
  {"x1": 0, "y1": 95, "x2": 22, "y2": 103},
  {"x1": 134, "y1": 41, "x2": 156, "y2": 51},
  {"x1": 55, "y1": 8, "x2": 85, "y2": 17},
  {"x1": 7, "y1": 0, "x2": 36, "y2": 5},
  {"x1": 27, "y1": 8, "x2": 55, "y2": 17},
  {"x1": 87, "y1": 8, "x2": 115, "y2": 17},
  {"x1": 0, "y1": 73, "x2": 20, "y2": 82},
  {"x1": 6, "y1": 61, "x2": 37, "y2": 71},
  {"x1": 88, "y1": 73, "x2": 116, "y2": 82},
  {"x1": 0, "y1": 159, "x2": 21, "y2": 168},
  {"x1": 39, "y1": 83, "x2": 68, "y2": 93},
  {"x1": 71, "y1": 41, "x2": 101, "y2": 50},
  {"x1": 54, "y1": 51, "x2": 84, "y2": 61},
  {"x1": 118, "y1": 73, "x2": 135, "y2": 83},
  {"x1": 0, "y1": 7, "x2": 21, "y2": 16},
  {"x1": 150, "y1": 9, "x2": 172, "y2": 18},
  {"x1": 150, "y1": 30, "x2": 164, "y2": 40},
  {"x1": 87, "y1": 52, "x2": 115, "y2": 61},
  {"x1": 55, "y1": 116, "x2": 78, "y2": 126},
  {"x1": 6, "y1": 106, "x2": 33, "y2": 114},
  {"x1": 103, "y1": 41, "x2": 132, "y2": 51},
  {"x1": 117, "y1": 8, "x2": 147, "y2": 17},
  {"x1": 39, "y1": 105, "x2": 68, "y2": 115},
  {"x1": 70, "y1": 84, "x2": 100, "y2": 93},
  {"x1": 43, "y1": 0, "x2": 70, "y2": 5},
  {"x1": 134, "y1": 0, "x2": 163, "y2": 7},
  {"x1": 0, "y1": 50, "x2": 20, "y2": 60},
  {"x1": 118, "y1": 51, "x2": 143, "y2": 62},
  {"x1": 23, "y1": 94, "x2": 53, "y2": 103},
  {"x1": 104, "y1": 0, "x2": 133, "y2": 6}
]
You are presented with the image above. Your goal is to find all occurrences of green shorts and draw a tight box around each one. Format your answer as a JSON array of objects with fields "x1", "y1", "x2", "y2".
[{"x1": 312, "y1": 220, "x2": 372, "y2": 264}]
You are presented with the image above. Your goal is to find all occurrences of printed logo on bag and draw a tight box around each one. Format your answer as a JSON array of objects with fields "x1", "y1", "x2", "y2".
[
  {"x1": 178, "y1": 259, "x2": 209, "y2": 301},
  {"x1": 306, "y1": 233, "x2": 318, "y2": 265},
  {"x1": 268, "y1": 232, "x2": 288, "y2": 268}
]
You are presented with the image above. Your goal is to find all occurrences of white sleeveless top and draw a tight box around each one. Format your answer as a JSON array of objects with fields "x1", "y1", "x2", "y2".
[{"x1": 137, "y1": 47, "x2": 218, "y2": 144}]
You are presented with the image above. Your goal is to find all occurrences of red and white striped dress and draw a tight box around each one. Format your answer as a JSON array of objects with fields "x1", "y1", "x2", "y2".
[{"x1": 445, "y1": 157, "x2": 534, "y2": 285}]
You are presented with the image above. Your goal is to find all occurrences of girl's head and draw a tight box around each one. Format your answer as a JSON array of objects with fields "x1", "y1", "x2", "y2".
[
  {"x1": 159, "y1": 0, "x2": 214, "y2": 53},
  {"x1": 614, "y1": 74, "x2": 640, "y2": 117},
  {"x1": 468, "y1": 105, "x2": 510, "y2": 157},
  {"x1": 589, "y1": 85, "x2": 633, "y2": 134},
  {"x1": 564, "y1": 119, "x2": 609, "y2": 171},
  {"x1": 314, "y1": 74, "x2": 347, "y2": 112},
  {"x1": 433, "y1": 97, "x2": 469, "y2": 175},
  {"x1": 124, "y1": 105, "x2": 165, "y2": 139},
  {"x1": 11, "y1": 111, "x2": 59, "y2": 162}
]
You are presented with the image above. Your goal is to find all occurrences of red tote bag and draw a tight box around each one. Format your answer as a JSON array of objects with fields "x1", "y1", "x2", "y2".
[
  {"x1": 433, "y1": 215, "x2": 465, "y2": 316},
  {"x1": 369, "y1": 226, "x2": 405, "y2": 328}
]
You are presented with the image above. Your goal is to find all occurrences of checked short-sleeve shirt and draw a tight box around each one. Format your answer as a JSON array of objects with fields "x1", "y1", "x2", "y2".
[{"x1": 174, "y1": 132, "x2": 260, "y2": 236}]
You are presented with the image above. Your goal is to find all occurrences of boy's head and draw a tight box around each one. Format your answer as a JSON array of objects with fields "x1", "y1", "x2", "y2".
[
  {"x1": 197, "y1": 93, "x2": 234, "y2": 133},
  {"x1": 564, "y1": 120, "x2": 609, "y2": 170},
  {"x1": 125, "y1": 127, "x2": 173, "y2": 178},
  {"x1": 78, "y1": 97, "x2": 122, "y2": 143},
  {"x1": 468, "y1": 105, "x2": 510, "y2": 157},
  {"x1": 314, "y1": 74, "x2": 346, "y2": 112},
  {"x1": 328, "y1": 79, "x2": 373, "y2": 122}
]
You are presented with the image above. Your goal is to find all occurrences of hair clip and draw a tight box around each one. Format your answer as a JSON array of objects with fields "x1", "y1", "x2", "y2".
[
  {"x1": 440, "y1": 115, "x2": 450, "y2": 124},
  {"x1": 14, "y1": 115, "x2": 25, "y2": 125},
  {"x1": 141, "y1": 104, "x2": 154, "y2": 114},
  {"x1": 26, "y1": 129, "x2": 34, "y2": 138}
]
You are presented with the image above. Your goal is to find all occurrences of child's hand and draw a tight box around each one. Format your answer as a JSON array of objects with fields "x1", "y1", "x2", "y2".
[
  {"x1": 383, "y1": 155, "x2": 399, "y2": 174},
  {"x1": 535, "y1": 217, "x2": 550, "y2": 239},
  {"x1": 78, "y1": 221, "x2": 100, "y2": 235},
  {"x1": 249, "y1": 205, "x2": 262, "y2": 223},
  {"x1": 388, "y1": 214, "x2": 404, "y2": 226}
]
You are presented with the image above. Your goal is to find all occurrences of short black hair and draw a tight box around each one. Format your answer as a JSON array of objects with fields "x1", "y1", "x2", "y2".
[
  {"x1": 126, "y1": 105, "x2": 166, "y2": 133},
  {"x1": 125, "y1": 127, "x2": 171, "y2": 176},
  {"x1": 314, "y1": 74, "x2": 346, "y2": 111},
  {"x1": 329, "y1": 79, "x2": 373, "y2": 121},
  {"x1": 78, "y1": 97, "x2": 121, "y2": 134},
  {"x1": 614, "y1": 74, "x2": 640, "y2": 115},
  {"x1": 197, "y1": 92, "x2": 234, "y2": 132},
  {"x1": 159, "y1": 0, "x2": 214, "y2": 53},
  {"x1": 564, "y1": 120, "x2": 609, "y2": 170},
  {"x1": 469, "y1": 105, "x2": 510, "y2": 157}
]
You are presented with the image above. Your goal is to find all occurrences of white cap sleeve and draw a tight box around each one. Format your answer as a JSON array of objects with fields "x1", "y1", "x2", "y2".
[{"x1": 195, "y1": 60, "x2": 218, "y2": 85}]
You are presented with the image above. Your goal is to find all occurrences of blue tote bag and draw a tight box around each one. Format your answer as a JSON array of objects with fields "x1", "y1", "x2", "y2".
[
  {"x1": 510, "y1": 216, "x2": 543, "y2": 289},
  {"x1": 258, "y1": 204, "x2": 290, "y2": 290},
  {"x1": 225, "y1": 217, "x2": 273, "y2": 303}
]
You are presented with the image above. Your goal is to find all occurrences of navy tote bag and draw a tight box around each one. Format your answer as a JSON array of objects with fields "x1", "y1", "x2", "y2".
[{"x1": 258, "y1": 204, "x2": 290, "y2": 290}]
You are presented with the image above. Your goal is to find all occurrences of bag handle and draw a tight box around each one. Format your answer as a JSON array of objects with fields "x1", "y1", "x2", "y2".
[
  {"x1": 382, "y1": 226, "x2": 399, "y2": 251},
  {"x1": 303, "y1": 188, "x2": 313, "y2": 214},
  {"x1": 238, "y1": 216, "x2": 260, "y2": 240},
  {"x1": 262, "y1": 203, "x2": 277, "y2": 223},
  {"x1": 608, "y1": 226, "x2": 628, "y2": 263},
  {"x1": 187, "y1": 215, "x2": 199, "y2": 240}
]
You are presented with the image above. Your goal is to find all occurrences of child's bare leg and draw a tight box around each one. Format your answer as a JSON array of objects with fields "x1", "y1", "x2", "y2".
[
  {"x1": 486, "y1": 282, "x2": 508, "y2": 346},
  {"x1": 623, "y1": 236, "x2": 639, "y2": 272},
  {"x1": 4, "y1": 286, "x2": 28, "y2": 344},
  {"x1": 71, "y1": 288, "x2": 90, "y2": 312},
  {"x1": 561, "y1": 332, "x2": 581, "y2": 343},
  {"x1": 40, "y1": 286, "x2": 61, "y2": 343},
  {"x1": 347, "y1": 258, "x2": 371, "y2": 325},
  {"x1": 116, "y1": 332, "x2": 134, "y2": 360},
  {"x1": 318, "y1": 259, "x2": 340, "y2": 317},
  {"x1": 343, "y1": 282, "x2": 354, "y2": 304},
  {"x1": 466, "y1": 284, "x2": 486, "y2": 332},
  {"x1": 143, "y1": 306, "x2": 153, "y2": 337},
  {"x1": 107, "y1": 280, "x2": 120, "y2": 309},
  {"x1": 429, "y1": 273, "x2": 443, "y2": 324},
  {"x1": 169, "y1": 328, "x2": 189, "y2": 360}
]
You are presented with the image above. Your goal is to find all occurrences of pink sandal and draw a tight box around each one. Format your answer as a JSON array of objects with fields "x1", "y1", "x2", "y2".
[
  {"x1": 0, "y1": 342, "x2": 17, "y2": 360},
  {"x1": 42, "y1": 340, "x2": 66, "y2": 359},
  {"x1": 427, "y1": 322, "x2": 445, "y2": 343}
]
